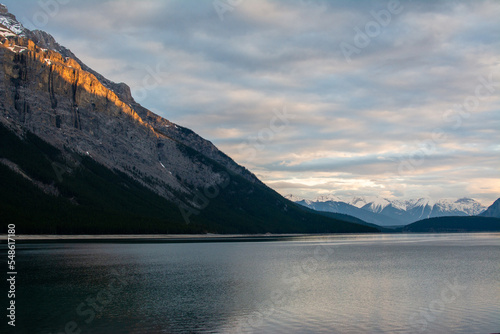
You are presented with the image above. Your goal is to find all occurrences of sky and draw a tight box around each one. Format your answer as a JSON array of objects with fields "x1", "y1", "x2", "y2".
[{"x1": 3, "y1": 0, "x2": 499, "y2": 205}]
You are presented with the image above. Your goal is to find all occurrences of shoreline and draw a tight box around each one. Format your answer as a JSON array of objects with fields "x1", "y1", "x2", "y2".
[
  {"x1": 0, "y1": 233, "x2": 315, "y2": 243},
  {"x1": 1, "y1": 232, "x2": 498, "y2": 244},
  {"x1": 4, "y1": 233, "x2": 308, "y2": 239}
]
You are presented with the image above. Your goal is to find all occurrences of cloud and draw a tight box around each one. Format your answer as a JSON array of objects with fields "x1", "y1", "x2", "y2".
[{"x1": 3, "y1": 0, "x2": 499, "y2": 205}]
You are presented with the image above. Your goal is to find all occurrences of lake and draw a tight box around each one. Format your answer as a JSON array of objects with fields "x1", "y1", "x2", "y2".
[{"x1": 6, "y1": 233, "x2": 500, "y2": 333}]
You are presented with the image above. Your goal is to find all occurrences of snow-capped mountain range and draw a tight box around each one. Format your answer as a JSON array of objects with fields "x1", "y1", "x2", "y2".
[{"x1": 286, "y1": 195, "x2": 488, "y2": 226}]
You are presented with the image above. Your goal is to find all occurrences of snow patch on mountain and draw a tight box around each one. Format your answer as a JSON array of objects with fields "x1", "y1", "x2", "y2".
[
  {"x1": 0, "y1": 25, "x2": 15, "y2": 37},
  {"x1": 315, "y1": 194, "x2": 344, "y2": 203},
  {"x1": 0, "y1": 5, "x2": 26, "y2": 36},
  {"x1": 0, "y1": 17, "x2": 24, "y2": 35}
]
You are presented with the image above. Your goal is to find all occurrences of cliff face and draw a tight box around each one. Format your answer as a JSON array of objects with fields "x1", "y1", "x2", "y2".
[
  {"x1": 0, "y1": 6, "x2": 257, "y2": 204},
  {"x1": 0, "y1": 5, "x2": 379, "y2": 234}
]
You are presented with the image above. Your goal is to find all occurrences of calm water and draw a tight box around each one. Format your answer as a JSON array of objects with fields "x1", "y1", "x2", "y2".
[{"x1": 4, "y1": 233, "x2": 500, "y2": 333}]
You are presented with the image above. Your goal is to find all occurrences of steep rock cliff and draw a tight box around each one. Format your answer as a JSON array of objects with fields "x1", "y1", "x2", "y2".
[{"x1": 0, "y1": 6, "x2": 257, "y2": 205}]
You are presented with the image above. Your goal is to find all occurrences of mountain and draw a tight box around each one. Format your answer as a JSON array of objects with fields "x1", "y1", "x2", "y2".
[
  {"x1": 479, "y1": 198, "x2": 500, "y2": 218},
  {"x1": 402, "y1": 216, "x2": 500, "y2": 233},
  {"x1": 286, "y1": 194, "x2": 486, "y2": 226},
  {"x1": 285, "y1": 195, "x2": 402, "y2": 227},
  {"x1": 0, "y1": 5, "x2": 378, "y2": 234}
]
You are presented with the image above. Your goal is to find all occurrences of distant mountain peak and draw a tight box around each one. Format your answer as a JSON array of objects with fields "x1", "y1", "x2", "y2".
[
  {"x1": 456, "y1": 197, "x2": 477, "y2": 203},
  {"x1": 479, "y1": 198, "x2": 500, "y2": 218},
  {"x1": 284, "y1": 194, "x2": 304, "y2": 202}
]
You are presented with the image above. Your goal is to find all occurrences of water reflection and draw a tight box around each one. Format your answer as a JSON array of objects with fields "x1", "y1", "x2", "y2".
[{"x1": 8, "y1": 233, "x2": 500, "y2": 333}]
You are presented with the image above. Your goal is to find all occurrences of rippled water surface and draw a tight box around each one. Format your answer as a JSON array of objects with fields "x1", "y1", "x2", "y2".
[{"x1": 8, "y1": 233, "x2": 500, "y2": 333}]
